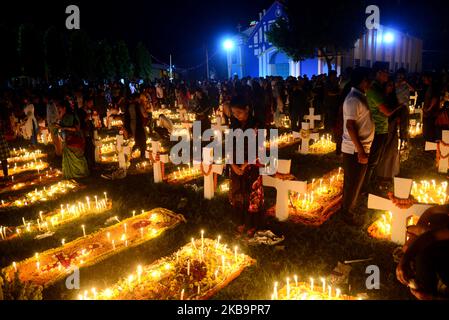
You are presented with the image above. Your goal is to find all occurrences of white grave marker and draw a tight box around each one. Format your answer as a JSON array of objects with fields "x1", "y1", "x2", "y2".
[
  {"x1": 151, "y1": 141, "x2": 170, "y2": 183},
  {"x1": 116, "y1": 135, "x2": 131, "y2": 170},
  {"x1": 193, "y1": 147, "x2": 224, "y2": 200},
  {"x1": 425, "y1": 130, "x2": 449, "y2": 173},
  {"x1": 304, "y1": 108, "x2": 321, "y2": 129},
  {"x1": 297, "y1": 123, "x2": 319, "y2": 154},
  {"x1": 368, "y1": 177, "x2": 433, "y2": 244},
  {"x1": 262, "y1": 159, "x2": 307, "y2": 221}
]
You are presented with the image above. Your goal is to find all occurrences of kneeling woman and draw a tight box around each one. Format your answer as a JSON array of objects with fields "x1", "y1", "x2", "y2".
[
  {"x1": 56, "y1": 101, "x2": 89, "y2": 179},
  {"x1": 228, "y1": 96, "x2": 265, "y2": 237}
]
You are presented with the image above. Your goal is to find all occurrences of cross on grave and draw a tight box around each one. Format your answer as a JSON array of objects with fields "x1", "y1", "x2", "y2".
[
  {"x1": 150, "y1": 141, "x2": 170, "y2": 183},
  {"x1": 262, "y1": 159, "x2": 307, "y2": 221},
  {"x1": 409, "y1": 91, "x2": 418, "y2": 108},
  {"x1": 425, "y1": 130, "x2": 449, "y2": 173},
  {"x1": 304, "y1": 108, "x2": 321, "y2": 130},
  {"x1": 93, "y1": 130, "x2": 102, "y2": 163},
  {"x1": 296, "y1": 123, "x2": 319, "y2": 154},
  {"x1": 193, "y1": 147, "x2": 224, "y2": 200},
  {"x1": 116, "y1": 135, "x2": 131, "y2": 170},
  {"x1": 41, "y1": 128, "x2": 49, "y2": 145},
  {"x1": 368, "y1": 177, "x2": 433, "y2": 244}
]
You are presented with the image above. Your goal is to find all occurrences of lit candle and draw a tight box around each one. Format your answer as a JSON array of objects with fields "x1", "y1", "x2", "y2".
[
  {"x1": 336, "y1": 288, "x2": 341, "y2": 298},
  {"x1": 137, "y1": 265, "x2": 143, "y2": 283},
  {"x1": 187, "y1": 260, "x2": 190, "y2": 276},
  {"x1": 286, "y1": 277, "x2": 291, "y2": 299},
  {"x1": 36, "y1": 261, "x2": 40, "y2": 272},
  {"x1": 140, "y1": 228, "x2": 144, "y2": 239},
  {"x1": 107, "y1": 232, "x2": 111, "y2": 241},
  {"x1": 201, "y1": 230, "x2": 204, "y2": 252},
  {"x1": 221, "y1": 255, "x2": 225, "y2": 272},
  {"x1": 61, "y1": 239, "x2": 66, "y2": 246},
  {"x1": 191, "y1": 238, "x2": 196, "y2": 249},
  {"x1": 82, "y1": 225, "x2": 86, "y2": 237},
  {"x1": 22, "y1": 217, "x2": 26, "y2": 227},
  {"x1": 112, "y1": 240, "x2": 116, "y2": 250},
  {"x1": 321, "y1": 278, "x2": 326, "y2": 293},
  {"x1": 180, "y1": 289, "x2": 185, "y2": 300},
  {"x1": 197, "y1": 285, "x2": 200, "y2": 296},
  {"x1": 310, "y1": 278, "x2": 314, "y2": 291},
  {"x1": 294, "y1": 275, "x2": 298, "y2": 287},
  {"x1": 13, "y1": 262, "x2": 17, "y2": 272},
  {"x1": 133, "y1": 210, "x2": 136, "y2": 217},
  {"x1": 39, "y1": 211, "x2": 44, "y2": 221},
  {"x1": 95, "y1": 196, "x2": 98, "y2": 208},
  {"x1": 234, "y1": 246, "x2": 238, "y2": 262},
  {"x1": 328, "y1": 285, "x2": 332, "y2": 298},
  {"x1": 216, "y1": 235, "x2": 221, "y2": 248},
  {"x1": 124, "y1": 223, "x2": 127, "y2": 233},
  {"x1": 104, "y1": 192, "x2": 108, "y2": 202}
]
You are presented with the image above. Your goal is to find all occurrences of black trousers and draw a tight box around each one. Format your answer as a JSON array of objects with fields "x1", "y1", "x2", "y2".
[
  {"x1": 291, "y1": 112, "x2": 300, "y2": 132},
  {"x1": 342, "y1": 153, "x2": 368, "y2": 216},
  {"x1": 363, "y1": 133, "x2": 388, "y2": 191}
]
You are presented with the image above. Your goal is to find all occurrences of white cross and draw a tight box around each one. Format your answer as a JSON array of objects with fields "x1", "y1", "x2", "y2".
[
  {"x1": 93, "y1": 130, "x2": 102, "y2": 163},
  {"x1": 425, "y1": 130, "x2": 449, "y2": 173},
  {"x1": 409, "y1": 91, "x2": 418, "y2": 108},
  {"x1": 304, "y1": 108, "x2": 321, "y2": 129},
  {"x1": 116, "y1": 135, "x2": 131, "y2": 170},
  {"x1": 368, "y1": 177, "x2": 433, "y2": 244},
  {"x1": 193, "y1": 147, "x2": 224, "y2": 200},
  {"x1": 296, "y1": 123, "x2": 319, "y2": 154},
  {"x1": 262, "y1": 159, "x2": 307, "y2": 221},
  {"x1": 150, "y1": 141, "x2": 170, "y2": 183}
]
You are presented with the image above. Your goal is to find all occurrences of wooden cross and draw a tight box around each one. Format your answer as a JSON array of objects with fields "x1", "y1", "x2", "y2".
[
  {"x1": 368, "y1": 177, "x2": 433, "y2": 244},
  {"x1": 150, "y1": 141, "x2": 170, "y2": 183},
  {"x1": 297, "y1": 123, "x2": 319, "y2": 154},
  {"x1": 193, "y1": 147, "x2": 224, "y2": 200},
  {"x1": 425, "y1": 130, "x2": 449, "y2": 173},
  {"x1": 304, "y1": 108, "x2": 321, "y2": 130},
  {"x1": 262, "y1": 159, "x2": 307, "y2": 221}
]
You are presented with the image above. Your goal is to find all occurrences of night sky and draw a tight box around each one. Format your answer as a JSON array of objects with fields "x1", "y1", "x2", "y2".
[{"x1": 1, "y1": 0, "x2": 449, "y2": 73}]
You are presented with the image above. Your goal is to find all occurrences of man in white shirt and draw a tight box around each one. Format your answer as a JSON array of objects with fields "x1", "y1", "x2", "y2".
[{"x1": 341, "y1": 67, "x2": 374, "y2": 226}]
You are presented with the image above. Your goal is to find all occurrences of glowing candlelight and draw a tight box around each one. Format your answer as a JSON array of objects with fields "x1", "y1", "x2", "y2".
[
  {"x1": 310, "y1": 278, "x2": 314, "y2": 291},
  {"x1": 216, "y1": 235, "x2": 221, "y2": 248},
  {"x1": 187, "y1": 260, "x2": 190, "y2": 276},
  {"x1": 137, "y1": 265, "x2": 143, "y2": 283},
  {"x1": 39, "y1": 211, "x2": 44, "y2": 221},
  {"x1": 197, "y1": 285, "x2": 200, "y2": 295},
  {"x1": 95, "y1": 196, "x2": 98, "y2": 208},
  {"x1": 107, "y1": 232, "x2": 111, "y2": 241},
  {"x1": 86, "y1": 197, "x2": 90, "y2": 209},
  {"x1": 140, "y1": 227, "x2": 144, "y2": 239},
  {"x1": 286, "y1": 277, "x2": 291, "y2": 299},
  {"x1": 82, "y1": 225, "x2": 86, "y2": 237},
  {"x1": 321, "y1": 278, "x2": 326, "y2": 293},
  {"x1": 104, "y1": 192, "x2": 108, "y2": 202},
  {"x1": 36, "y1": 261, "x2": 40, "y2": 272},
  {"x1": 336, "y1": 288, "x2": 341, "y2": 298},
  {"x1": 61, "y1": 239, "x2": 65, "y2": 246},
  {"x1": 201, "y1": 230, "x2": 204, "y2": 252},
  {"x1": 328, "y1": 285, "x2": 332, "y2": 297},
  {"x1": 234, "y1": 246, "x2": 238, "y2": 262},
  {"x1": 274, "y1": 282, "x2": 278, "y2": 300},
  {"x1": 124, "y1": 223, "x2": 127, "y2": 233},
  {"x1": 191, "y1": 238, "x2": 196, "y2": 249},
  {"x1": 133, "y1": 210, "x2": 136, "y2": 217},
  {"x1": 13, "y1": 262, "x2": 17, "y2": 272},
  {"x1": 294, "y1": 275, "x2": 298, "y2": 286},
  {"x1": 180, "y1": 289, "x2": 185, "y2": 300},
  {"x1": 112, "y1": 240, "x2": 116, "y2": 250},
  {"x1": 22, "y1": 217, "x2": 26, "y2": 227}
]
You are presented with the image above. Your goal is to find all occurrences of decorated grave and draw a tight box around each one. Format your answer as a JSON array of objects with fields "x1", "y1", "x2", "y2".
[
  {"x1": 78, "y1": 234, "x2": 255, "y2": 300},
  {"x1": 2, "y1": 208, "x2": 185, "y2": 287}
]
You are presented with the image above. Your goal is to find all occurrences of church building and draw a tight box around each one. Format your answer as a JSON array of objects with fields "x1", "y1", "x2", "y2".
[{"x1": 226, "y1": 1, "x2": 423, "y2": 79}]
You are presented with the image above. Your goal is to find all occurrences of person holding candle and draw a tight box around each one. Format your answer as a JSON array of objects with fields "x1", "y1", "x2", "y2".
[
  {"x1": 228, "y1": 95, "x2": 265, "y2": 238},
  {"x1": 55, "y1": 100, "x2": 89, "y2": 179},
  {"x1": 341, "y1": 67, "x2": 374, "y2": 226}
]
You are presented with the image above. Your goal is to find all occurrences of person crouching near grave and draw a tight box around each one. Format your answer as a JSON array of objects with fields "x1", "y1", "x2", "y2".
[
  {"x1": 55, "y1": 100, "x2": 89, "y2": 179},
  {"x1": 341, "y1": 67, "x2": 374, "y2": 226},
  {"x1": 228, "y1": 96, "x2": 265, "y2": 238},
  {"x1": 396, "y1": 205, "x2": 449, "y2": 300}
]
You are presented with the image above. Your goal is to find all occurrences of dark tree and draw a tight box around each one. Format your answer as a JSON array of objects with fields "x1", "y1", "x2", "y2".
[
  {"x1": 114, "y1": 40, "x2": 133, "y2": 80},
  {"x1": 0, "y1": 24, "x2": 20, "y2": 81},
  {"x1": 17, "y1": 24, "x2": 45, "y2": 78},
  {"x1": 95, "y1": 40, "x2": 116, "y2": 81},
  {"x1": 134, "y1": 42, "x2": 152, "y2": 81},
  {"x1": 44, "y1": 27, "x2": 68, "y2": 81},
  {"x1": 266, "y1": 1, "x2": 367, "y2": 71},
  {"x1": 69, "y1": 30, "x2": 95, "y2": 81}
]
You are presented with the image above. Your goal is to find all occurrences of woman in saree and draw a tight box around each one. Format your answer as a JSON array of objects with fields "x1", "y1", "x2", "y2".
[
  {"x1": 55, "y1": 101, "x2": 89, "y2": 179},
  {"x1": 228, "y1": 95, "x2": 265, "y2": 238}
]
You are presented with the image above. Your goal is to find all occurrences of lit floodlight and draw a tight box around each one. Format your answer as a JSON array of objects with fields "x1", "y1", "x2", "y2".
[
  {"x1": 223, "y1": 39, "x2": 235, "y2": 51},
  {"x1": 383, "y1": 32, "x2": 394, "y2": 44}
]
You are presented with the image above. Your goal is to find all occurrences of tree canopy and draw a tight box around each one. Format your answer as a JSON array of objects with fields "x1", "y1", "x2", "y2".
[{"x1": 266, "y1": 1, "x2": 367, "y2": 71}]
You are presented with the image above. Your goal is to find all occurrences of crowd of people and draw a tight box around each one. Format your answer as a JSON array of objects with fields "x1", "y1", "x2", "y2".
[{"x1": 1, "y1": 66, "x2": 449, "y2": 299}]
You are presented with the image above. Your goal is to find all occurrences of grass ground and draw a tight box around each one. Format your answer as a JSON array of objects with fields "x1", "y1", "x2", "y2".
[{"x1": 0, "y1": 135, "x2": 440, "y2": 300}]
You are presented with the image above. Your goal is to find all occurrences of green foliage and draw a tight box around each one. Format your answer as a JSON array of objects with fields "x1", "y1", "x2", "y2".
[
  {"x1": 114, "y1": 40, "x2": 133, "y2": 80},
  {"x1": 266, "y1": 1, "x2": 367, "y2": 70},
  {"x1": 96, "y1": 40, "x2": 116, "y2": 81},
  {"x1": 135, "y1": 42, "x2": 153, "y2": 81},
  {"x1": 0, "y1": 271, "x2": 42, "y2": 300}
]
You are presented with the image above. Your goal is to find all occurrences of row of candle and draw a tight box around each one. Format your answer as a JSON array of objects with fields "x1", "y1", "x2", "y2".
[
  {"x1": 271, "y1": 276, "x2": 352, "y2": 300},
  {"x1": 264, "y1": 133, "x2": 297, "y2": 148},
  {"x1": 309, "y1": 134, "x2": 337, "y2": 154},
  {"x1": 170, "y1": 165, "x2": 202, "y2": 182},
  {"x1": 1, "y1": 160, "x2": 48, "y2": 177},
  {"x1": 368, "y1": 212, "x2": 419, "y2": 240},
  {"x1": 78, "y1": 231, "x2": 252, "y2": 300},
  {"x1": 411, "y1": 180, "x2": 448, "y2": 205},
  {"x1": 0, "y1": 180, "x2": 79, "y2": 208},
  {"x1": 0, "y1": 193, "x2": 109, "y2": 241},
  {"x1": 7, "y1": 149, "x2": 45, "y2": 164},
  {"x1": 290, "y1": 168, "x2": 343, "y2": 212}
]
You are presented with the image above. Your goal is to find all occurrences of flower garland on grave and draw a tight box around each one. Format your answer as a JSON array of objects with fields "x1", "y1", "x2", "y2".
[{"x1": 387, "y1": 192, "x2": 417, "y2": 209}]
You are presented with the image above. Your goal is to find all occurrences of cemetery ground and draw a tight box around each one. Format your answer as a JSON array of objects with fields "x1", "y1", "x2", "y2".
[{"x1": 0, "y1": 136, "x2": 437, "y2": 300}]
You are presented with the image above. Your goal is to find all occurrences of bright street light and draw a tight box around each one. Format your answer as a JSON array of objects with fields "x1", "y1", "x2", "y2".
[
  {"x1": 223, "y1": 39, "x2": 235, "y2": 51},
  {"x1": 383, "y1": 32, "x2": 395, "y2": 44}
]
